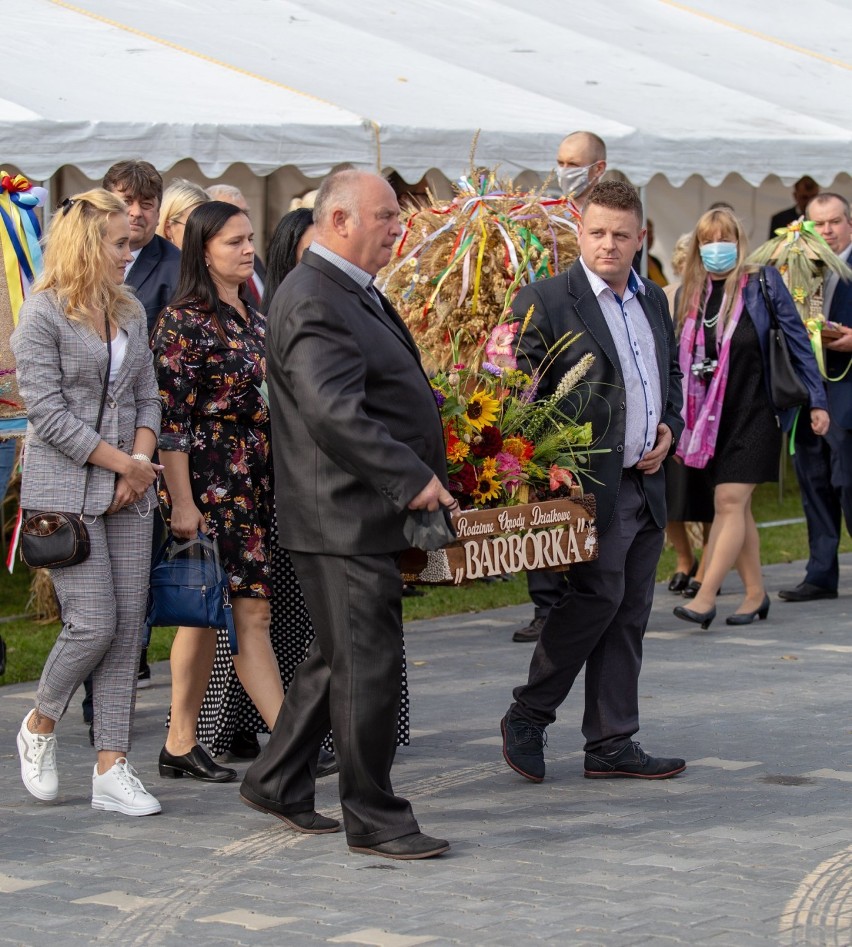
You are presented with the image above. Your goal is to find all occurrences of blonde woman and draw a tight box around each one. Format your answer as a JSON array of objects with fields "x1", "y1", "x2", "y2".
[
  {"x1": 663, "y1": 232, "x2": 715, "y2": 595},
  {"x1": 672, "y1": 208, "x2": 828, "y2": 629},
  {"x1": 156, "y1": 178, "x2": 209, "y2": 250},
  {"x1": 11, "y1": 189, "x2": 163, "y2": 815}
]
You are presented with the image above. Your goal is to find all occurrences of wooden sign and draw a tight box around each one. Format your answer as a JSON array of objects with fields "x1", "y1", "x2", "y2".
[{"x1": 401, "y1": 493, "x2": 597, "y2": 585}]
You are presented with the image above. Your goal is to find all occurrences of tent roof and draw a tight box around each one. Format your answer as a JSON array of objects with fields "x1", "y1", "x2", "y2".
[{"x1": 5, "y1": 0, "x2": 852, "y2": 185}]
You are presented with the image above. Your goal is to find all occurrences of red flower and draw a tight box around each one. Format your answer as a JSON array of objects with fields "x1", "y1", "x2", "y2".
[
  {"x1": 470, "y1": 425, "x2": 504, "y2": 458},
  {"x1": 451, "y1": 462, "x2": 479, "y2": 496}
]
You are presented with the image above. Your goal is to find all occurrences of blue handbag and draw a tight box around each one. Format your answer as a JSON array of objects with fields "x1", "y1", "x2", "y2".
[{"x1": 146, "y1": 532, "x2": 238, "y2": 654}]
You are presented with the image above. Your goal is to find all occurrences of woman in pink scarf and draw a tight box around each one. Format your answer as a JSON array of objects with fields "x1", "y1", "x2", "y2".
[{"x1": 672, "y1": 208, "x2": 828, "y2": 629}]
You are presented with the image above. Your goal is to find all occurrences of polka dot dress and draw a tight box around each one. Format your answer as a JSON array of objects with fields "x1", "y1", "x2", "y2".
[{"x1": 193, "y1": 514, "x2": 411, "y2": 757}]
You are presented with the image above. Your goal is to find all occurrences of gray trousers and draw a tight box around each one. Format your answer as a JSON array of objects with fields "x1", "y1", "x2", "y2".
[
  {"x1": 242, "y1": 549, "x2": 418, "y2": 847},
  {"x1": 37, "y1": 504, "x2": 153, "y2": 752},
  {"x1": 512, "y1": 469, "x2": 663, "y2": 754}
]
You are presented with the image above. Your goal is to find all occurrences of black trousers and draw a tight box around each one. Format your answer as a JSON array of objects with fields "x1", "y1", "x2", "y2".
[
  {"x1": 526, "y1": 566, "x2": 570, "y2": 619},
  {"x1": 792, "y1": 422, "x2": 852, "y2": 592},
  {"x1": 241, "y1": 549, "x2": 419, "y2": 847},
  {"x1": 512, "y1": 470, "x2": 663, "y2": 754}
]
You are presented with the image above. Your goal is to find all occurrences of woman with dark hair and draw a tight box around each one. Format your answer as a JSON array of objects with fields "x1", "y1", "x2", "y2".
[
  {"x1": 151, "y1": 201, "x2": 283, "y2": 782},
  {"x1": 204, "y1": 206, "x2": 409, "y2": 773},
  {"x1": 259, "y1": 207, "x2": 314, "y2": 314}
]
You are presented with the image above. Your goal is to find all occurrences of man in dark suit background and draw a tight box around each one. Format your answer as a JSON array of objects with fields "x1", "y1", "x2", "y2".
[
  {"x1": 768, "y1": 175, "x2": 819, "y2": 238},
  {"x1": 102, "y1": 160, "x2": 181, "y2": 336},
  {"x1": 501, "y1": 181, "x2": 686, "y2": 784},
  {"x1": 780, "y1": 193, "x2": 852, "y2": 602},
  {"x1": 512, "y1": 129, "x2": 610, "y2": 644},
  {"x1": 240, "y1": 170, "x2": 454, "y2": 860}
]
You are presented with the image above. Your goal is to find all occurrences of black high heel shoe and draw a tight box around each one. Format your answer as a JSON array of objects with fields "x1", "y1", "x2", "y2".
[
  {"x1": 159, "y1": 744, "x2": 237, "y2": 782},
  {"x1": 668, "y1": 560, "x2": 698, "y2": 593},
  {"x1": 673, "y1": 603, "x2": 716, "y2": 630},
  {"x1": 726, "y1": 594, "x2": 770, "y2": 626}
]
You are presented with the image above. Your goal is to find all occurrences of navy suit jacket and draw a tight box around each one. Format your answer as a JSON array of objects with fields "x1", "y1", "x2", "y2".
[
  {"x1": 743, "y1": 266, "x2": 828, "y2": 432},
  {"x1": 825, "y1": 257, "x2": 852, "y2": 430},
  {"x1": 126, "y1": 234, "x2": 181, "y2": 335}
]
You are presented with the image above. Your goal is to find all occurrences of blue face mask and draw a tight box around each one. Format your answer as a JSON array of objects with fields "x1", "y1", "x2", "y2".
[{"x1": 700, "y1": 241, "x2": 738, "y2": 274}]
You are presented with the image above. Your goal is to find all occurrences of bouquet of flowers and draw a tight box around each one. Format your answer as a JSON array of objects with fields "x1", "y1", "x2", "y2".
[{"x1": 433, "y1": 312, "x2": 603, "y2": 510}]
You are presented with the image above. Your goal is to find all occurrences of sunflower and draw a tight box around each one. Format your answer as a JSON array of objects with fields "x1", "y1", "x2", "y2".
[
  {"x1": 472, "y1": 472, "x2": 501, "y2": 505},
  {"x1": 464, "y1": 390, "x2": 500, "y2": 432}
]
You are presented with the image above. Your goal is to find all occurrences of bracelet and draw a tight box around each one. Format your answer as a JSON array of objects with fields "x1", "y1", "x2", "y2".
[{"x1": 131, "y1": 452, "x2": 151, "y2": 463}]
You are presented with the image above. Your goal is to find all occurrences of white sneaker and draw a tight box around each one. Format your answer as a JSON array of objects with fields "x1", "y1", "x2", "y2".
[
  {"x1": 92, "y1": 758, "x2": 162, "y2": 817},
  {"x1": 17, "y1": 710, "x2": 59, "y2": 801}
]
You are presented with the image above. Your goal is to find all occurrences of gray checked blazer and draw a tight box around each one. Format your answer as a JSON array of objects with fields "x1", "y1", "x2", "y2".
[{"x1": 11, "y1": 290, "x2": 161, "y2": 515}]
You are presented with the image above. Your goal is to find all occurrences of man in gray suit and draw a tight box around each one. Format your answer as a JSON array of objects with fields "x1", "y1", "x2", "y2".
[{"x1": 240, "y1": 170, "x2": 454, "y2": 860}]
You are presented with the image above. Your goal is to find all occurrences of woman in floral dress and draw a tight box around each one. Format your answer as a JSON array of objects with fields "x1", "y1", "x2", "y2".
[{"x1": 151, "y1": 201, "x2": 283, "y2": 783}]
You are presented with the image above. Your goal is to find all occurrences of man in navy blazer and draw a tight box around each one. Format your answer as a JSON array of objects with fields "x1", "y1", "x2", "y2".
[
  {"x1": 99, "y1": 160, "x2": 179, "y2": 691},
  {"x1": 501, "y1": 181, "x2": 687, "y2": 785},
  {"x1": 102, "y1": 161, "x2": 181, "y2": 335},
  {"x1": 780, "y1": 193, "x2": 852, "y2": 601}
]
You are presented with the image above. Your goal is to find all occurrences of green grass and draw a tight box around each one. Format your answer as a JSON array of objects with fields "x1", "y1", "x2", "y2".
[{"x1": 2, "y1": 465, "x2": 850, "y2": 686}]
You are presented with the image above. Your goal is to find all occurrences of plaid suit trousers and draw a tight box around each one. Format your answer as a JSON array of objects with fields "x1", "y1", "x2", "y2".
[{"x1": 36, "y1": 502, "x2": 154, "y2": 752}]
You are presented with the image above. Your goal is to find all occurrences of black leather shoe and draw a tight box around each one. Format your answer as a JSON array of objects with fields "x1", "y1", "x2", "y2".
[
  {"x1": 673, "y1": 603, "x2": 716, "y2": 630},
  {"x1": 668, "y1": 560, "x2": 698, "y2": 592},
  {"x1": 218, "y1": 730, "x2": 261, "y2": 762},
  {"x1": 349, "y1": 832, "x2": 450, "y2": 860},
  {"x1": 316, "y1": 748, "x2": 338, "y2": 779},
  {"x1": 239, "y1": 791, "x2": 341, "y2": 834},
  {"x1": 501, "y1": 711, "x2": 546, "y2": 782},
  {"x1": 726, "y1": 594, "x2": 771, "y2": 625},
  {"x1": 159, "y1": 744, "x2": 237, "y2": 782},
  {"x1": 584, "y1": 742, "x2": 686, "y2": 779},
  {"x1": 512, "y1": 615, "x2": 545, "y2": 643},
  {"x1": 778, "y1": 582, "x2": 837, "y2": 602},
  {"x1": 681, "y1": 580, "x2": 701, "y2": 599}
]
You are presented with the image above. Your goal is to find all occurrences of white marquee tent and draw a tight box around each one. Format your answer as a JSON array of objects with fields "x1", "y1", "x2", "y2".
[{"x1": 3, "y1": 0, "x2": 852, "y2": 251}]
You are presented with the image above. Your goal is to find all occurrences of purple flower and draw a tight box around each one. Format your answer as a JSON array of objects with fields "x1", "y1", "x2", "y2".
[
  {"x1": 433, "y1": 388, "x2": 446, "y2": 408},
  {"x1": 519, "y1": 381, "x2": 539, "y2": 403},
  {"x1": 482, "y1": 361, "x2": 503, "y2": 377}
]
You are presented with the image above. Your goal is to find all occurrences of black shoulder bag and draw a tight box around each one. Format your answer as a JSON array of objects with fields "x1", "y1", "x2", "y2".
[
  {"x1": 758, "y1": 267, "x2": 809, "y2": 411},
  {"x1": 21, "y1": 317, "x2": 112, "y2": 569}
]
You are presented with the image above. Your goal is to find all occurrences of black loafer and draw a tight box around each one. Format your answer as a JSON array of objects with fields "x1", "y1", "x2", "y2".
[
  {"x1": 668, "y1": 560, "x2": 698, "y2": 592},
  {"x1": 218, "y1": 730, "x2": 261, "y2": 762},
  {"x1": 349, "y1": 832, "x2": 450, "y2": 860},
  {"x1": 584, "y1": 741, "x2": 685, "y2": 779},
  {"x1": 778, "y1": 582, "x2": 837, "y2": 602},
  {"x1": 159, "y1": 744, "x2": 237, "y2": 782},
  {"x1": 317, "y1": 748, "x2": 339, "y2": 779},
  {"x1": 239, "y1": 791, "x2": 341, "y2": 834}
]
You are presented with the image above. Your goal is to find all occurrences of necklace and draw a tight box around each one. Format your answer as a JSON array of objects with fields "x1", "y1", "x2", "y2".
[{"x1": 700, "y1": 280, "x2": 726, "y2": 330}]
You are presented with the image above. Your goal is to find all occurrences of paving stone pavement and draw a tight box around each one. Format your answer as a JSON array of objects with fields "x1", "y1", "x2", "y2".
[{"x1": 2, "y1": 555, "x2": 852, "y2": 946}]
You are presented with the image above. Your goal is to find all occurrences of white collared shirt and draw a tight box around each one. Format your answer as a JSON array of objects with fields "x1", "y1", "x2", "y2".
[{"x1": 580, "y1": 257, "x2": 662, "y2": 467}]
